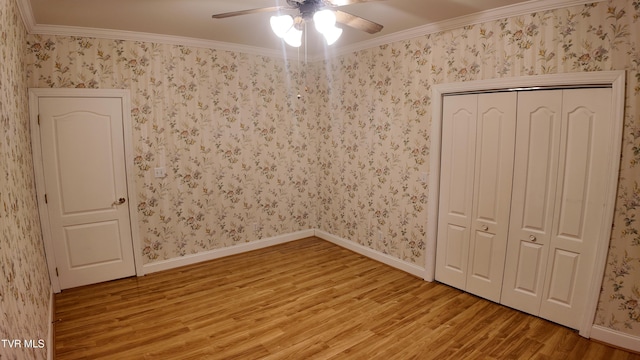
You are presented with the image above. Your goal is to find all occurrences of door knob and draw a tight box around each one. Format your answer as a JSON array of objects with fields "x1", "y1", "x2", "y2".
[
  {"x1": 481, "y1": 225, "x2": 488, "y2": 231},
  {"x1": 113, "y1": 197, "x2": 126, "y2": 206},
  {"x1": 529, "y1": 235, "x2": 537, "y2": 242}
]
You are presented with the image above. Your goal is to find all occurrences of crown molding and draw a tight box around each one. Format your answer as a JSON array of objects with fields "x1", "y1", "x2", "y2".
[
  {"x1": 16, "y1": 0, "x2": 35, "y2": 32},
  {"x1": 18, "y1": 0, "x2": 604, "y2": 62},
  {"x1": 28, "y1": 24, "x2": 288, "y2": 59},
  {"x1": 323, "y1": 0, "x2": 604, "y2": 60}
]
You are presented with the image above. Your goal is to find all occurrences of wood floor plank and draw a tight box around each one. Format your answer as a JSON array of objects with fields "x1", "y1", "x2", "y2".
[{"x1": 54, "y1": 237, "x2": 640, "y2": 359}]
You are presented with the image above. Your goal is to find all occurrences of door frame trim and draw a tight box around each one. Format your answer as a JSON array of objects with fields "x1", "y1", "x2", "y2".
[
  {"x1": 426, "y1": 70, "x2": 626, "y2": 337},
  {"x1": 29, "y1": 88, "x2": 144, "y2": 293}
]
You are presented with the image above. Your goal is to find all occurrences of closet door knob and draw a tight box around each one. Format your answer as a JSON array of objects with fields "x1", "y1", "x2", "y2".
[
  {"x1": 481, "y1": 225, "x2": 488, "y2": 231},
  {"x1": 529, "y1": 235, "x2": 537, "y2": 242}
]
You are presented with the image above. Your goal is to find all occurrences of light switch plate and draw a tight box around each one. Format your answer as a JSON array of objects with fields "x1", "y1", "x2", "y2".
[{"x1": 154, "y1": 167, "x2": 166, "y2": 178}]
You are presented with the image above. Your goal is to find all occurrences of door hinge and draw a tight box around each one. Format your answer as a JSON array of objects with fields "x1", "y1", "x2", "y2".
[
  {"x1": 55, "y1": 267, "x2": 59, "y2": 277},
  {"x1": 38, "y1": 114, "x2": 40, "y2": 125},
  {"x1": 44, "y1": 194, "x2": 48, "y2": 204}
]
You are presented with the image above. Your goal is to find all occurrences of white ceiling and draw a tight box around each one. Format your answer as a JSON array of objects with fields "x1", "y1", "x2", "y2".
[{"x1": 22, "y1": 0, "x2": 591, "y2": 59}]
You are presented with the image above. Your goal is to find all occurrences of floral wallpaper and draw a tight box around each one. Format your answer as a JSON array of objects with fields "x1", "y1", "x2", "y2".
[
  {"x1": 0, "y1": 0, "x2": 51, "y2": 359},
  {"x1": 314, "y1": 0, "x2": 640, "y2": 336},
  {"x1": 26, "y1": 36, "x2": 316, "y2": 262},
  {"x1": 20, "y1": 0, "x2": 640, "y2": 343}
]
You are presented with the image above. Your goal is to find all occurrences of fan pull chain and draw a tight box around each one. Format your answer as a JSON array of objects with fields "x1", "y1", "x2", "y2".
[
  {"x1": 305, "y1": 21, "x2": 308, "y2": 65},
  {"x1": 297, "y1": 41, "x2": 301, "y2": 100}
]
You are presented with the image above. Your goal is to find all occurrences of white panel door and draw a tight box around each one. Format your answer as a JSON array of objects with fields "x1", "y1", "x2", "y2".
[
  {"x1": 465, "y1": 92, "x2": 516, "y2": 302},
  {"x1": 501, "y1": 90, "x2": 563, "y2": 314},
  {"x1": 539, "y1": 88, "x2": 613, "y2": 329},
  {"x1": 39, "y1": 97, "x2": 136, "y2": 289},
  {"x1": 435, "y1": 94, "x2": 477, "y2": 290}
]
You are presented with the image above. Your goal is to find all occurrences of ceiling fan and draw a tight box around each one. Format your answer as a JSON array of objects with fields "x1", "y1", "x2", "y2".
[{"x1": 211, "y1": 0, "x2": 384, "y2": 41}]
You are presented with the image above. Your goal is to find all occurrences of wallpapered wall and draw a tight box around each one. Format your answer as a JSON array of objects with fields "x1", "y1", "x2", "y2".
[
  {"x1": 21, "y1": 0, "x2": 640, "y2": 341},
  {"x1": 314, "y1": 0, "x2": 640, "y2": 335},
  {"x1": 27, "y1": 39, "x2": 316, "y2": 262},
  {"x1": 1, "y1": 0, "x2": 51, "y2": 359}
]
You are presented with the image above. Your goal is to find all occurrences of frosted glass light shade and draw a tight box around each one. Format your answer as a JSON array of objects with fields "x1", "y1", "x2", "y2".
[
  {"x1": 283, "y1": 27, "x2": 302, "y2": 47},
  {"x1": 313, "y1": 10, "x2": 336, "y2": 33},
  {"x1": 270, "y1": 15, "x2": 294, "y2": 38},
  {"x1": 322, "y1": 26, "x2": 342, "y2": 45}
]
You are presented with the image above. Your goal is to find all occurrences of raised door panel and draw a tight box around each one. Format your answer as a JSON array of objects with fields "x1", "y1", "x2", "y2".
[
  {"x1": 436, "y1": 94, "x2": 477, "y2": 290},
  {"x1": 466, "y1": 92, "x2": 517, "y2": 302},
  {"x1": 54, "y1": 112, "x2": 118, "y2": 215},
  {"x1": 501, "y1": 90, "x2": 562, "y2": 315},
  {"x1": 512, "y1": 241, "x2": 545, "y2": 295},
  {"x1": 539, "y1": 88, "x2": 613, "y2": 329}
]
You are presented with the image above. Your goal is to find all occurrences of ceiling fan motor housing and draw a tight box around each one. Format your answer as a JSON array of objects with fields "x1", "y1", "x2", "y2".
[{"x1": 289, "y1": 0, "x2": 328, "y2": 19}]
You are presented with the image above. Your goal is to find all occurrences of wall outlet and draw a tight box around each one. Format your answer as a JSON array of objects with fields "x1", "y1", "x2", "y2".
[
  {"x1": 378, "y1": 230, "x2": 383, "y2": 241},
  {"x1": 253, "y1": 223, "x2": 259, "y2": 232},
  {"x1": 419, "y1": 171, "x2": 428, "y2": 183},
  {"x1": 154, "y1": 167, "x2": 166, "y2": 178}
]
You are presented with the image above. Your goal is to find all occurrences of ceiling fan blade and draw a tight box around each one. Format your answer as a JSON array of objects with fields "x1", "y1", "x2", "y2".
[
  {"x1": 335, "y1": 10, "x2": 383, "y2": 34},
  {"x1": 326, "y1": 0, "x2": 383, "y2": 5},
  {"x1": 212, "y1": 6, "x2": 290, "y2": 19}
]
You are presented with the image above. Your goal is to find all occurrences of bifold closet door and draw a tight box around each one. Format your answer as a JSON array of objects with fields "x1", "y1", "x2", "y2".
[
  {"x1": 465, "y1": 92, "x2": 516, "y2": 302},
  {"x1": 539, "y1": 88, "x2": 614, "y2": 329},
  {"x1": 435, "y1": 94, "x2": 477, "y2": 290},
  {"x1": 436, "y1": 92, "x2": 516, "y2": 302},
  {"x1": 500, "y1": 90, "x2": 563, "y2": 314},
  {"x1": 501, "y1": 88, "x2": 614, "y2": 330}
]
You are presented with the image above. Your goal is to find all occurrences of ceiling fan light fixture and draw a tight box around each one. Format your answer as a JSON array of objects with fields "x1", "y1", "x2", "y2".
[
  {"x1": 270, "y1": 15, "x2": 294, "y2": 38},
  {"x1": 213, "y1": 0, "x2": 385, "y2": 49},
  {"x1": 313, "y1": 9, "x2": 337, "y2": 33}
]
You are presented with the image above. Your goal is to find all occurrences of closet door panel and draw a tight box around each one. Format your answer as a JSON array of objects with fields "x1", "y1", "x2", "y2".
[
  {"x1": 466, "y1": 92, "x2": 517, "y2": 302},
  {"x1": 443, "y1": 224, "x2": 468, "y2": 274},
  {"x1": 556, "y1": 110, "x2": 592, "y2": 239},
  {"x1": 545, "y1": 249, "x2": 579, "y2": 305},
  {"x1": 435, "y1": 94, "x2": 477, "y2": 289},
  {"x1": 513, "y1": 241, "x2": 545, "y2": 294},
  {"x1": 501, "y1": 90, "x2": 562, "y2": 315},
  {"x1": 540, "y1": 88, "x2": 613, "y2": 329},
  {"x1": 469, "y1": 231, "x2": 495, "y2": 282}
]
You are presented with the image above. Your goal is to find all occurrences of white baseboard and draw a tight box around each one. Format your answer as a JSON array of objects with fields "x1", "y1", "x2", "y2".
[
  {"x1": 590, "y1": 325, "x2": 640, "y2": 353},
  {"x1": 314, "y1": 230, "x2": 426, "y2": 279},
  {"x1": 143, "y1": 229, "x2": 315, "y2": 274},
  {"x1": 143, "y1": 229, "x2": 427, "y2": 279},
  {"x1": 47, "y1": 290, "x2": 54, "y2": 360}
]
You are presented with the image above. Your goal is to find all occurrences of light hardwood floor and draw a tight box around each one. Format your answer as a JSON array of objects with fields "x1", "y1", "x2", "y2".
[{"x1": 54, "y1": 237, "x2": 640, "y2": 359}]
